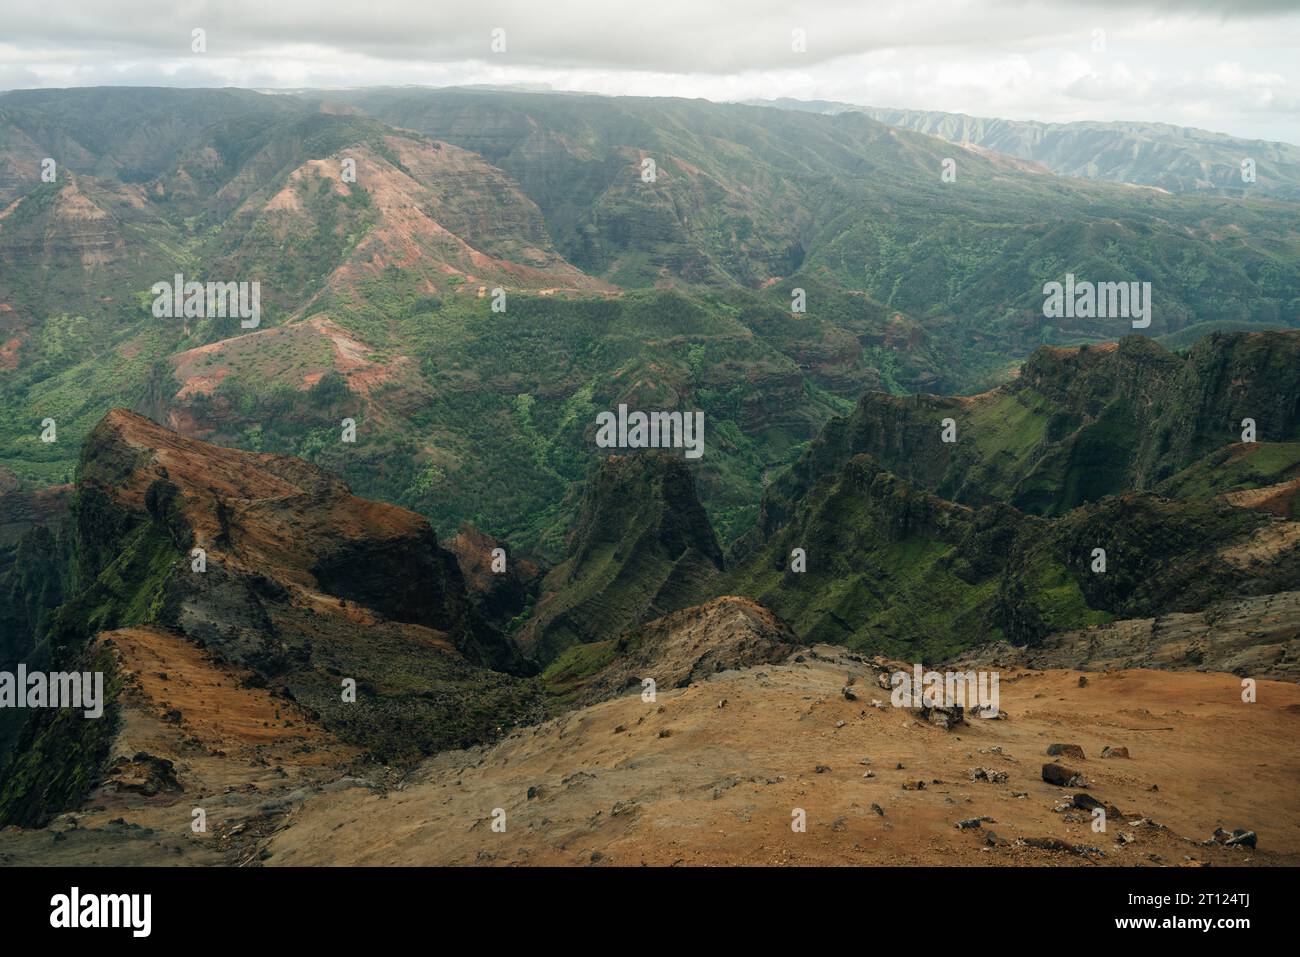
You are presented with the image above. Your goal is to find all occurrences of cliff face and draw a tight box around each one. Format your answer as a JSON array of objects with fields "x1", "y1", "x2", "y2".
[
  {"x1": 444, "y1": 523, "x2": 543, "y2": 632},
  {"x1": 69, "y1": 409, "x2": 523, "y2": 667},
  {"x1": 0, "y1": 177, "x2": 127, "y2": 268},
  {"x1": 0, "y1": 409, "x2": 543, "y2": 827},
  {"x1": 731, "y1": 448, "x2": 1297, "y2": 659},
  {"x1": 517, "y1": 453, "x2": 725, "y2": 663},
  {"x1": 752, "y1": 332, "x2": 1300, "y2": 543}
]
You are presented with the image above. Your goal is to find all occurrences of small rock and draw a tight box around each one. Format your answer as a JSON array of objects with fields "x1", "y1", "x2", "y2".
[
  {"x1": 1046, "y1": 743, "x2": 1086, "y2": 761},
  {"x1": 1042, "y1": 763, "x2": 1084, "y2": 787},
  {"x1": 1071, "y1": 794, "x2": 1121, "y2": 817},
  {"x1": 1212, "y1": 827, "x2": 1257, "y2": 849},
  {"x1": 1100, "y1": 746, "x2": 1130, "y2": 759}
]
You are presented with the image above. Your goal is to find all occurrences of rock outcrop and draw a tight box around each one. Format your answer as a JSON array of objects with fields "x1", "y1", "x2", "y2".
[
  {"x1": 559, "y1": 596, "x2": 798, "y2": 707},
  {"x1": 0, "y1": 410, "x2": 544, "y2": 827}
]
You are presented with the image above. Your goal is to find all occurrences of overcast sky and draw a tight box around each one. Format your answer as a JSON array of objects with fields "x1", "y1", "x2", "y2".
[{"x1": 1, "y1": 0, "x2": 1297, "y2": 142}]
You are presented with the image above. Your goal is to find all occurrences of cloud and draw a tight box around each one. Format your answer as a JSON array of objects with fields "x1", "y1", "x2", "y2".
[{"x1": 0, "y1": 0, "x2": 1296, "y2": 141}]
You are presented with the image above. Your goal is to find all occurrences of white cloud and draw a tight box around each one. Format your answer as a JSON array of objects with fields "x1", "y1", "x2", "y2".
[{"x1": 0, "y1": 0, "x2": 1296, "y2": 141}]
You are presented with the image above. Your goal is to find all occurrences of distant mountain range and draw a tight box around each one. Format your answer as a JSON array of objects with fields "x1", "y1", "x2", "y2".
[{"x1": 749, "y1": 98, "x2": 1300, "y2": 199}]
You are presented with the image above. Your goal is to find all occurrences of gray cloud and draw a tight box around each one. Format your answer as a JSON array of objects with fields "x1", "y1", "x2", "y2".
[{"x1": 0, "y1": 0, "x2": 1296, "y2": 141}]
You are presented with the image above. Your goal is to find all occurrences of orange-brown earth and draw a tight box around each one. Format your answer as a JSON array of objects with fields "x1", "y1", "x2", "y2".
[
  {"x1": 267, "y1": 647, "x2": 1298, "y2": 867},
  {"x1": 3, "y1": 628, "x2": 1295, "y2": 867}
]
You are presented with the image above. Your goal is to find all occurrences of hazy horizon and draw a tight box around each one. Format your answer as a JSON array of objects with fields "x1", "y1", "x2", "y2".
[{"x1": 1, "y1": 0, "x2": 1297, "y2": 142}]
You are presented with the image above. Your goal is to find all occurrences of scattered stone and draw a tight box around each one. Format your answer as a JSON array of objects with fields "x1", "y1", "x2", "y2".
[
  {"x1": 612, "y1": 725, "x2": 627, "y2": 734},
  {"x1": 842, "y1": 686, "x2": 858, "y2": 702},
  {"x1": 1021, "y1": 836, "x2": 1072, "y2": 853},
  {"x1": 1117, "y1": 832, "x2": 1136, "y2": 845},
  {"x1": 1211, "y1": 827, "x2": 1258, "y2": 849},
  {"x1": 1100, "y1": 746, "x2": 1130, "y2": 759},
  {"x1": 657, "y1": 729, "x2": 672, "y2": 738},
  {"x1": 917, "y1": 704, "x2": 964, "y2": 730},
  {"x1": 1078, "y1": 676, "x2": 1088, "y2": 687},
  {"x1": 815, "y1": 764, "x2": 831, "y2": 774},
  {"x1": 862, "y1": 771, "x2": 876, "y2": 779},
  {"x1": 835, "y1": 720, "x2": 845, "y2": 729},
  {"x1": 870, "y1": 803, "x2": 885, "y2": 816},
  {"x1": 969, "y1": 767, "x2": 1008, "y2": 784},
  {"x1": 717, "y1": 699, "x2": 727, "y2": 709},
  {"x1": 901, "y1": 781, "x2": 926, "y2": 791}
]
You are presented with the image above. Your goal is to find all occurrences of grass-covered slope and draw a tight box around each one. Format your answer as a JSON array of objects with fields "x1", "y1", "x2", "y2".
[
  {"x1": 517, "y1": 452, "x2": 724, "y2": 663},
  {"x1": 753, "y1": 332, "x2": 1300, "y2": 537}
]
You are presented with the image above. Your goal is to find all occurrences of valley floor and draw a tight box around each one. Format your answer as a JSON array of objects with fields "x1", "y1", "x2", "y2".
[{"x1": 3, "y1": 637, "x2": 1296, "y2": 867}]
